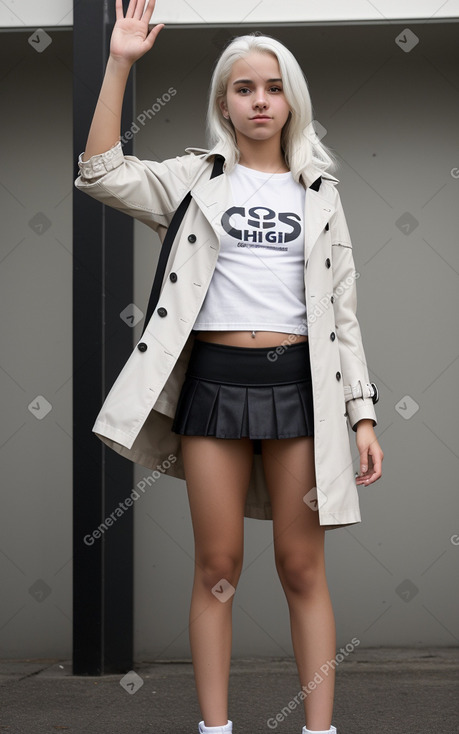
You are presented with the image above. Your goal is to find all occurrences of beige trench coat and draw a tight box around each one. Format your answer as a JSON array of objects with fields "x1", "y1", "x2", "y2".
[{"x1": 74, "y1": 141, "x2": 378, "y2": 530}]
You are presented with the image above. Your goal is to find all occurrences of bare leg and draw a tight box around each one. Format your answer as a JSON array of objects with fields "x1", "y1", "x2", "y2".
[
  {"x1": 262, "y1": 436, "x2": 336, "y2": 731},
  {"x1": 181, "y1": 435, "x2": 254, "y2": 727}
]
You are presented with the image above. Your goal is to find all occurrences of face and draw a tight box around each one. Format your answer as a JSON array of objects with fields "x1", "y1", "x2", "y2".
[{"x1": 219, "y1": 50, "x2": 291, "y2": 146}]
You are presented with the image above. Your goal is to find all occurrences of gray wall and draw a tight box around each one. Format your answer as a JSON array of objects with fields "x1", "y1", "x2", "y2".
[
  {"x1": 0, "y1": 21, "x2": 458, "y2": 661},
  {"x1": 0, "y1": 30, "x2": 73, "y2": 657}
]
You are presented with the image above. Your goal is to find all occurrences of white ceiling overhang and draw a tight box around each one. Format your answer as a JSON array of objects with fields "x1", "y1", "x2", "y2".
[{"x1": 1, "y1": 0, "x2": 458, "y2": 29}]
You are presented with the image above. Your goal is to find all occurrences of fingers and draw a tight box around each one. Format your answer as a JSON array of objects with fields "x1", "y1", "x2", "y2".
[
  {"x1": 124, "y1": 0, "x2": 137, "y2": 20},
  {"x1": 142, "y1": 0, "x2": 157, "y2": 22},
  {"x1": 133, "y1": 0, "x2": 153, "y2": 21},
  {"x1": 124, "y1": 0, "x2": 161, "y2": 30},
  {"x1": 355, "y1": 443, "x2": 383, "y2": 486},
  {"x1": 359, "y1": 448, "x2": 368, "y2": 479},
  {"x1": 115, "y1": 0, "x2": 124, "y2": 21},
  {"x1": 133, "y1": 0, "x2": 145, "y2": 20},
  {"x1": 145, "y1": 22, "x2": 165, "y2": 48},
  {"x1": 123, "y1": 0, "x2": 147, "y2": 21},
  {"x1": 371, "y1": 449, "x2": 383, "y2": 481},
  {"x1": 115, "y1": 0, "x2": 164, "y2": 50}
]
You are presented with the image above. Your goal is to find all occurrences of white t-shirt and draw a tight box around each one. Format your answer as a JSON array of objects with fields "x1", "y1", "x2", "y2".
[{"x1": 192, "y1": 163, "x2": 308, "y2": 336}]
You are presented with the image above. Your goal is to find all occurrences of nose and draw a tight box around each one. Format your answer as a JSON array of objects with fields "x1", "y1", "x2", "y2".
[{"x1": 253, "y1": 86, "x2": 268, "y2": 109}]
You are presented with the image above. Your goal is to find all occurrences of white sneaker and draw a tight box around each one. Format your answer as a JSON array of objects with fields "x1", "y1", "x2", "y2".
[{"x1": 198, "y1": 720, "x2": 233, "y2": 734}]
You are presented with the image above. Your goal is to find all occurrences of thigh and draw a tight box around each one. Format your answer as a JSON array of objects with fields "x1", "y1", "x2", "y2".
[
  {"x1": 181, "y1": 435, "x2": 254, "y2": 561},
  {"x1": 261, "y1": 436, "x2": 324, "y2": 559}
]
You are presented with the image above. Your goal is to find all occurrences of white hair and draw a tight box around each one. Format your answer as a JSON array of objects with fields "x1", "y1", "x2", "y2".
[{"x1": 206, "y1": 33, "x2": 338, "y2": 183}]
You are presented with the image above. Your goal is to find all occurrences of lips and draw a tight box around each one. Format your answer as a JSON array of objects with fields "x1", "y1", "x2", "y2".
[{"x1": 251, "y1": 116, "x2": 271, "y2": 120}]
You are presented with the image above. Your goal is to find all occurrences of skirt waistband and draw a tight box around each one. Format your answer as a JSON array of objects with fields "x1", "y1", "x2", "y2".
[{"x1": 187, "y1": 338, "x2": 311, "y2": 386}]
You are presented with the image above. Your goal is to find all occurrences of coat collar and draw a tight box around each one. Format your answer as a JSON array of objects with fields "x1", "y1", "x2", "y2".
[{"x1": 184, "y1": 143, "x2": 340, "y2": 190}]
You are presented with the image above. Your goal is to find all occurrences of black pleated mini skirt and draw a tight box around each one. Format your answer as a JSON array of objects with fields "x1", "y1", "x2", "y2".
[{"x1": 171, "y1": 338, "x2": 314, "y2": 455}]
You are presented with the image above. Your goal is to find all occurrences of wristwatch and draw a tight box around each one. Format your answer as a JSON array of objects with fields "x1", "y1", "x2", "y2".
[
  {"x1": 370, "y1": 382, "x2": 379, "y2": 404},
  {"x1": 344, "y1": 381, "x2": 379, "y2": 404}
]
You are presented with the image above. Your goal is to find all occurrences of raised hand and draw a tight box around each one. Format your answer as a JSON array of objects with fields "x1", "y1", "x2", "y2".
[{"x1": 110, "y1": 0, "x2": 165, "y2": 66}]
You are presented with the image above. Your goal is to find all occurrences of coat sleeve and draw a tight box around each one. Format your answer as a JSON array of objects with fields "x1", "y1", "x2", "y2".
[
  {"x1": 74, "y1": 141, "x2": 200, "y2": 233},
  {"x1": 329, "y1": 190, "x2": 378, "y2": 432}
]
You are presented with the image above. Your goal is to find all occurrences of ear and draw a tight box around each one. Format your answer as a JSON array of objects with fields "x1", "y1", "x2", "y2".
[{"x1": 218, "y1": 97, "x2": 228, "y2": 117}]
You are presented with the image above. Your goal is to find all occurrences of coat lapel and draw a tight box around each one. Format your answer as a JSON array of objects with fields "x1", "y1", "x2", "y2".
[
  {"x1": 190, "y1": 167, "x2": 232, "y2": 239},
  {"x1": 304, "y1": 187, "x2": 337, "y2": 263}
]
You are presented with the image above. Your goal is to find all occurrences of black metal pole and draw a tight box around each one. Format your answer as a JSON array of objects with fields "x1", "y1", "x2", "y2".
[{"x1": 73, "y1": 0, "x2": 134, "y2": 674}]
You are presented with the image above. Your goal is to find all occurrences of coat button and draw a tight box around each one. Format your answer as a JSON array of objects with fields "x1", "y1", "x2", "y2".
[
  {"x1": 169, "y1": 272, "x2": 177, "y2": 282},
  {"x1": 137, "y1": 342, "x2": 147, "y2": 352},
  {"x1": 325, "y1": 222, "x2": 329, "y2": 231},
  {"x1": 336, "y1": 371, "x2": 341, "y2": 381},
  {"x1": 330, "y1": 295, "x2": 335, "y2": 303},
  {"x1": 157, "y1": 307, "x2": 167, "y2": 317},
  {"x1": 325, "y1": 258, "x2": 331, "y2": 268},
  {"x1": 188, "y1": 234, "x2": 197, "y2": 243},
  {"x1": 330, "y1": 331, "x2": 336, "y2": 341}
]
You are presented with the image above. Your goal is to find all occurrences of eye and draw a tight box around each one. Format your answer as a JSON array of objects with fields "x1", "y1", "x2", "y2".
[
  {"x1": 269, "y1": 85, "x2": 283, "y2": 93},
  {"x1": 237, "y1": 87, "x2": 251, "y2": 94}
]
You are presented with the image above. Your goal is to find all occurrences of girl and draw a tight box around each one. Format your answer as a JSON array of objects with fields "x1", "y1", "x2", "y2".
[{"x1": 75, "y1": 1, "x2": 384, "y2": 733}]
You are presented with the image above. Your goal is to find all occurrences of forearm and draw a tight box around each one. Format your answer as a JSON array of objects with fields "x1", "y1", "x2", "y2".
[{"x1": 82, "y1": 56, "x2": 132, "y2": 162}]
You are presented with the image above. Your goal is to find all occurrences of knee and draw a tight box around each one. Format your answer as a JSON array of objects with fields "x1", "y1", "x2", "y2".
[
  {"x1": 275, "y1": 553, "x2": 324, "y2": 595},
  {"x1": 195, "y1": 552, "x2": 242, "y2": 593}
]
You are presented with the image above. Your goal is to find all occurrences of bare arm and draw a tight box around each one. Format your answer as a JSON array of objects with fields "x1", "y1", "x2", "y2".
[
  {"x1": 82, "y1": 57, "x2": 132, "y2": 161},
  {"x1": 82, "y1": 0, "x2": 164, "y2": 162}
]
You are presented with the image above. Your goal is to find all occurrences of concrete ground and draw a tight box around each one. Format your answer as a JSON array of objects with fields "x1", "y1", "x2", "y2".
[{"x1": 0, "y1": 647, "x2": 458, "y2": 734}]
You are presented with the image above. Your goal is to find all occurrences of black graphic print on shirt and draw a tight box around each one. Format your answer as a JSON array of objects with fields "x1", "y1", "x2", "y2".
[{"x1": 221, "y1": 205, "x2": 302, "y2": 249}]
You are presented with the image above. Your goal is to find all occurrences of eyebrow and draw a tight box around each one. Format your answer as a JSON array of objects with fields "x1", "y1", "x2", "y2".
[{"x1": 232, "y1": 78, "x2": 283, "y2": 85}]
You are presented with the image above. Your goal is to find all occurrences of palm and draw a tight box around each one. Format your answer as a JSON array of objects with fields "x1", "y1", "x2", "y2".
[
  {"x1": 110, "y1": 0, "x2": 164, "y2": 65},
  {"x1": 111, "y1": 19, "x2": 151, "y2": 63}
]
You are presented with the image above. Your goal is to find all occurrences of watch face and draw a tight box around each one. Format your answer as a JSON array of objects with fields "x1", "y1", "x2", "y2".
[{"x1": 371, "y1": 382, "x2": 379, "y2": 404}]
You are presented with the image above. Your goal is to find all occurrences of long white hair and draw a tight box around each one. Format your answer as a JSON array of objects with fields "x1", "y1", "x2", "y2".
[{"x1": 206, "y1": 33, "x2": 337, "y2": 183}]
